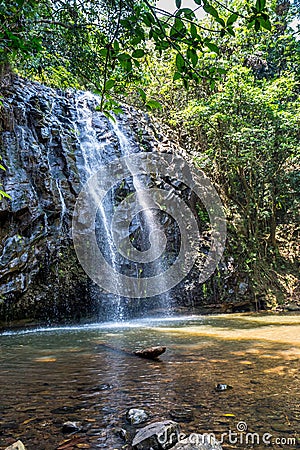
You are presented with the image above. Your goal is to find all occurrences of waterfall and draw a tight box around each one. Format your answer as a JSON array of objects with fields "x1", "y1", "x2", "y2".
[
  {"x1": 73, "y1": 92, "x2": 125, "y2": 320},
  {"x1": 73, "y1": 92, "x2": 173, "y2": 320},
  {"x1": 110, "y1": 119, "x2": 172, "y2": 315}
]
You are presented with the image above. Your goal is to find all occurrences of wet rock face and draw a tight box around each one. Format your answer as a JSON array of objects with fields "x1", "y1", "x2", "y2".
[{"x1": 0, "y1": 76, "x2": 94, "y2": 324}]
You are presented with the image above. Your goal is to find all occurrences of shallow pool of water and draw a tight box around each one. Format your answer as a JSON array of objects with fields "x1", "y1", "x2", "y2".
[{"x1": 0, "y1": 314, "x2": 299, "y2": 449}]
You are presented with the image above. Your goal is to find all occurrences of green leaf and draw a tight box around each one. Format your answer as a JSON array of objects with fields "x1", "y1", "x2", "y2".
[
  {"x1": 112, "y1": 107, "x2": 124, "y2": 115},
  {"x1": 205, "y1": 41, "x2": 220, "y2": 54},
  {"x1": 117, "y1": 52, "x2": 130, "y2": 61},
  {"x1": 175, "y1": 0, "x2": 182, "y2": 8},
  {"x1": 203, "y1": 3, "x2": 219, "y2": 19},
  {"x1": 190, "y1": 23, "x2": 198, "y2": 39},
  {"x1": 256, "y1": 0, "x2": 266, "y2": 11},
  {"x1": 137, "y1": 88, "x2": 146, "y2": 101},
  {"x1": 105, "y1": 79, "x2": 115, "y2": 90},
  {"x1": 227, "y1": 26, "x2": 235, "y2": 36},
  {"x1": 0, "y1": 164, "x2": 6, "y2": 171},
  {"x1": 255, "y1": 19, "x2": 261, "y2": 31},
  {"x1": 145, "y1": 12, "x2": 155, "y2": 25},
  {"x1": 103, "y1": 110, "x2": 115, "y2": 121},
  {"x1": 194, "y1": 0, "x2": 202, "y2": 4},
  {"x1": 132, "y1": 49, "x2": 145, "y2": 58},
  {"x1": 187, "y1": 48, "x2": 198, "y2": 67},
  {"x1": 183, "y1": 78, "x2": 189, "y2": 89},
  {"x1": 146, "y1": 99, "x2": 162, "y2": 110},
  {"x1": 260, "y1": 18, "x2": 272, "y2": 31},
  {"x1": 99, "y1": 48, "x2": 108, "y2": 57},
  {"x1": 170, "y1": 18, "x2": 185, "y2": 38},
  {"x1": 0, "y1": 188, "x2": 11, "y2": 199},
  {"x1": 227, "y1": 13, "x2": 238, "y2": 26},
  {"x1": 176, "y1": 53, "x2": 185, "y2": 71},
  {"x1": 215, "y1": 16, "x2": 226, "y2": 27},
  {"x1": 179, "y1": 8, "x2": 196, "y2": 19},
  {"x1": 173, "y1": 71, "x2": 182, "y2": 81},
  {"x1": 217, "y1": 68, "x2": 227, "y2": 75}
]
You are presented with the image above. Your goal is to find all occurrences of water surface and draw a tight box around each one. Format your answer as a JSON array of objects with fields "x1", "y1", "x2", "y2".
[{"x1": 0, "y1": 314, "x2": 299, "y2": 449}]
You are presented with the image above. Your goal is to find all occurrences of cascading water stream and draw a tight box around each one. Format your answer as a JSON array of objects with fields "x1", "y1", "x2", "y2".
[
  {"x1": 73, "y1": 92, "x2": 124, "y2": 320},
  {"x1": 72, "y1": 92, "x2": 173, "y2": 320},
  {"x1": 109, "y1": 119, "x2": 173, "y2": 314}
]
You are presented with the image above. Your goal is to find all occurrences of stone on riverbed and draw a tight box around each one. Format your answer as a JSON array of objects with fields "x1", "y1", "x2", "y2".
[
  {"x1": 134, "y1": 346, "x2": 166, "y2": 360},
  {"x1": 126, "y1": 408, "x2": 149, "y2": 425},
  {"x1": 132, "y1": 420, "x2": 180, "y2": 449},
  {"x1": 169, "y1": 407, "x2": 194, "y2": 423},
  {"x1": 4, "y1": 441, "x2": 26, "y2": 450},
  {"x1": 172, "y1": 434, "x2": 223, "y2": 450},
  {"x1": 62, "y1": 421, "x2": 82, "y2": 433}
]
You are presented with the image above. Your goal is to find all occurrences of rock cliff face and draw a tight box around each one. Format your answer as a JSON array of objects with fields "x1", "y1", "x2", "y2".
[
  {"x1": 0, "y1": 75, "x2": 90, "y2": 323},
  {"x1": 0, "y1": 75, "x2": 202, "y2": 325}
]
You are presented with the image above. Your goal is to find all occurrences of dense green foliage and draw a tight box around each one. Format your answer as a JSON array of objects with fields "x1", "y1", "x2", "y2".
[
  {"x1": 0, "y1": 0, "x2": 272, "y2": 113},
  {"x1": 141, "y1": 2, "x2": 299, "y2": 302}
]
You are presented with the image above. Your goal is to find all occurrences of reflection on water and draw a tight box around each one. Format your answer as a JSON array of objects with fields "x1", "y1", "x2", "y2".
[{"x1": 0, "y1": 314, "x2": 299, "y2": 449}]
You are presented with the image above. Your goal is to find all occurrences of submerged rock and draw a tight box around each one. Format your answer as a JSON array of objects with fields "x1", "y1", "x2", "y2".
[
  {"x1": 215, "y1": 384, "x2": 233, "y2": 392},
  {"x1": 132, "y1": 420, "x2": 179, "y2": 449},
  {"x1": 62, "y1": 421, "x2": 81, "y2": 433},
  {"x1": 126, "y1": 408, "x2": 149, "y2": 425},
  {"x1": 4, "y1": 441, "x2": 26, "y2": 450},
  {"x1": 169, "y1": 407, "x2": 194, "y2": 423},
  {"x1": 134, "y1": 346, "x2": 167, "y2": 360}
]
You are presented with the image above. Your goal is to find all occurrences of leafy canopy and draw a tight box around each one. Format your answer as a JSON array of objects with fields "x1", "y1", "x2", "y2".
[{"x1": 0, "y1": 0, "x2": 272, "y2": 113}]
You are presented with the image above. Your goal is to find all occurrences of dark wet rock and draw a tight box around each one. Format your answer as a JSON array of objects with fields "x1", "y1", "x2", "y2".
[
  {"x1": 169, "y1": 408, "x2": 194, "y2": 423},
  {"x1": 4, "y1": 441, "x2": 26, "y2": 450},
  {"x1": 132, "y1": 420, "x2": 179, "y2": 449},
  {"x1": 62, "y1": 421, "x2": 81, "y2": 433},
  {"x1": 119, "y1": 428, "x2": 131, "y2": 442},
  {"x1": 172, "y1": 434, "x2": 223, "y2": 450},
  {"x1": 126, "y1": 408, "x2": 149, "y2": 425},
  {"x1": 134, "y1": 346, "x2": 166, "y2": 360}
]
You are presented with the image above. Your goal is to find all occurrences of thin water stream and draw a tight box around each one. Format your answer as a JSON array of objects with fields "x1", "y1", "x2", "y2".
[{"x1": 0, "y1": 314, "x2": 299, "y2": 449}]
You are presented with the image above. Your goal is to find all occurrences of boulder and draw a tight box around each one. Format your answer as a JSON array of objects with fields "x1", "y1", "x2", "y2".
[
  {"x1": 132, "y1": 420, "x2": 180, "y2": 449},
  {"x1": 126, "y1": 408, "x2": 149, "y2": 425}
]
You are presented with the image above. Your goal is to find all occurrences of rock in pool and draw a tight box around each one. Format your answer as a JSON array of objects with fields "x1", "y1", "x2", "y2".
[{"x1": 126, "y1": 408, "x2": 149, "y2": 425}]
